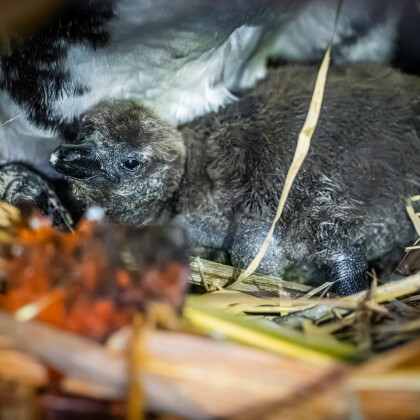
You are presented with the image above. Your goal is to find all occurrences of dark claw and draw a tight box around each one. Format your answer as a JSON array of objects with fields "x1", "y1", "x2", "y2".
[
  {"x1": 328, "y1": 247, "x2": 370, "y2": 296},
  {"x1": 33, "y1": 190, "x2": 73, "y2": 230}
]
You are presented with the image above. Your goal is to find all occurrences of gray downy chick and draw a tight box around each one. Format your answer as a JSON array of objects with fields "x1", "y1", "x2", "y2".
[{"x1": 51, "y1": 64, "x2": 420, "y2": 295}]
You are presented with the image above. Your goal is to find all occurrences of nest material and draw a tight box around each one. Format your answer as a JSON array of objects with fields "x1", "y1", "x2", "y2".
[{"x1": 0, "y1": 202, "x2": 420, "y2": 419}]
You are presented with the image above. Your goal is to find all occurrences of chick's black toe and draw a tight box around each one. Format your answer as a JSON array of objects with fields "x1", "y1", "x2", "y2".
[{"x1": 328, "y1": 247, "x2": 370, "y2": 296}]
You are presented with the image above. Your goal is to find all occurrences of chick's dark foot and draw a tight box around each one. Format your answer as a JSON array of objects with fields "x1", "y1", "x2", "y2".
[
  {"x1": 328, "y1": 247, "x2": 370, "y2": 296},
  {"x1": 0, "y1": 163, "x2": 73, "y2": 229}
]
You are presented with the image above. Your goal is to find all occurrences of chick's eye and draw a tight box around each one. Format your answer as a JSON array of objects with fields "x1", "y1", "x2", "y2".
[{"x1": 123, "y1": 158, "x2": 140, "y2": 171}]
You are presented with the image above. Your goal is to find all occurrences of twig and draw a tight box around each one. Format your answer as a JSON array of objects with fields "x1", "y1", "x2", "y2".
[
  {"x1": 406, "y1": 196, "x2": 420, "y2": 237},
  {"x1": 127, "y1": 313, "x2": 146, "y2": 420},
  {"x1": 0, "y1": 114, "x2": 21, "y2": 128},
  {"x1": 189, "y1": 257, "x2": 311, "y2": 294},
  {"x1": 284, "y1": 271, "x2": 420, "y2": 323},
  {"x1": 14, "y1": 288, "x2": 65, "y2": 322}
]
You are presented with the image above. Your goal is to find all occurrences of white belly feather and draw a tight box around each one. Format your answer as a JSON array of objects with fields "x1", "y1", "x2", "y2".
[{"x1": 0, "y1": 0, "x2": 402, "y2": 176}]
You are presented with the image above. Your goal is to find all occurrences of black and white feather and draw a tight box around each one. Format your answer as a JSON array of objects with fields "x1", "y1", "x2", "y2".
[{"x1": 0, "y1": 0, "x2": 410, "y2": 225}]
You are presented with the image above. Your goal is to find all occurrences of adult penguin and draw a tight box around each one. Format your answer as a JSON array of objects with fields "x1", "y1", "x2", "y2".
[{"x1": 0, "y1": 0, "x2": 404, "y2": 225}]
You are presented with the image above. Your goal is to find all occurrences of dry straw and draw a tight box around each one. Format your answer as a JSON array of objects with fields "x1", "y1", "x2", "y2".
[{"x1": 406, "y1": 195, "x2": 420, "y2": 237}]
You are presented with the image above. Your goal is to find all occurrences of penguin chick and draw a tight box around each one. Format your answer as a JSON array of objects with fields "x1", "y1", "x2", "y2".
[{"x1": 51, "y1": 64, "x2": 420, "y2": 295}]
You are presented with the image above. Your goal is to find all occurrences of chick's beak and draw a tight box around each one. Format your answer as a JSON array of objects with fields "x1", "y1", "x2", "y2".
[{"x1": 50, "y1": 143, "x2": 119, "y2": 182}]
